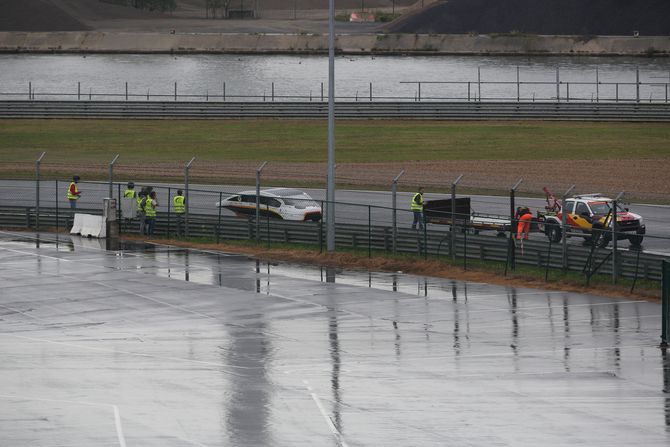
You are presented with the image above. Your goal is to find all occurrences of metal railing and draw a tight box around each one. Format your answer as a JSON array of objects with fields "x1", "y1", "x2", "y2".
[
  {"x1": 5, "y1": 67, "x2": 670, "y2": 104},
  {"x1": 2, "y1": 101, "x2": 669, "y2": 121}
]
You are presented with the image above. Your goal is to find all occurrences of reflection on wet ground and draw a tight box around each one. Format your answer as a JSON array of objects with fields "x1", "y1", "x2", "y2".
[{"x1": 0, "y1": 231, "x2": 669, "y2": 446}]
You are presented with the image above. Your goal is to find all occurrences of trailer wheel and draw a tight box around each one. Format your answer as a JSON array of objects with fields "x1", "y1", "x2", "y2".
[{"x1": 546, "y1": 224, "x2": 561, "y2": 243}]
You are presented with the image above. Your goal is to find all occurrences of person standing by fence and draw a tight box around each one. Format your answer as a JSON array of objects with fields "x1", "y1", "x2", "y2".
[
  {"x1": 517, "y1": 206, "x2": 533, "y2": 241},
  {"x1": 411, "y1": 186, "x2": 425, "y2": 230},
  {"x1": 137, "y1": 188, "x2": 148, "y2": 235},
  {"x1": 145, "y1": 191, "x2": 158, "y2": 236},
  {"x1": 124, "y1": 182, "x2": 137, "y2": 199},
  {"x1": 173, "y1": 189, "x2": 186, "y2": 237},
  {"x1": 67, "y1": 175, "x2": 81, "y2": 209}
]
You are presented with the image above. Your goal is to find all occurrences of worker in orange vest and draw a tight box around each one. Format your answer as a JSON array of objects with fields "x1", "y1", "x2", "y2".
[{"x1": 516, "y1": 206, "x2": 533, "y2": 240}]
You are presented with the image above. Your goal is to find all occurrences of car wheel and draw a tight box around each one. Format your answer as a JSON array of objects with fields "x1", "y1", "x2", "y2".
[
  {"x1": 629, "y1": 234, "x2": 644, "y2": 246},
  {"x1": 592, "y1": 225, "x2": 610, "y2": 248},
  {"x1": 546, "y1": 224, "x2": 561, "y2": 243}
]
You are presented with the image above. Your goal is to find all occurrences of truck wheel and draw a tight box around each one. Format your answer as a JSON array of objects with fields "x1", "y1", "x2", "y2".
[
  {"x1": 546, "y1": 224, "x2": 561, "y2": 243},
  {"x1": 629, "y1": 234, "x2": 644, "y2": 246}
]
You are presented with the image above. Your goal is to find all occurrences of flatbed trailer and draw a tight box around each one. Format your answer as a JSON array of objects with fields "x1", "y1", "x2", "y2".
[{"x1": 423, "y1": 198, "x2": 511, "y2": 236}]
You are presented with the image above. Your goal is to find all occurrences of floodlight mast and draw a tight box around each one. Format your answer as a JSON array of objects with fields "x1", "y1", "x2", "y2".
[{"x1": 326, "y1": 0, "x2": 336, "y2": 252}]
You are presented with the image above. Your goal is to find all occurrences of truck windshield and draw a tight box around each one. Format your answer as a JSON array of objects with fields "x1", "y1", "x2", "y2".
[{"x1": 589, "y1": 202, "x2": 625, "y2": 215}]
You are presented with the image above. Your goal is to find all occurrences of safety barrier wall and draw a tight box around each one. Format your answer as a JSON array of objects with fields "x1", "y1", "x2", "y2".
[
  {"x1": 2, "y1": 101, "x2": 670, "y2": 121},
  {"x1": 1, "y1": 205, "x2": 666, "y2": 283}
]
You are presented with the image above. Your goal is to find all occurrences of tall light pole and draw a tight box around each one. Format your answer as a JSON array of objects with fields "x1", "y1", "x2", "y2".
[{"x1": 326, "y1": 0, "x2": 336, "y2": 252}]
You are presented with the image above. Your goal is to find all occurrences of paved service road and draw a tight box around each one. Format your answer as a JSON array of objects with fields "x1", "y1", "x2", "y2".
[{"x1": 1, "y1": 231, "x2": 668, "y2": 446}]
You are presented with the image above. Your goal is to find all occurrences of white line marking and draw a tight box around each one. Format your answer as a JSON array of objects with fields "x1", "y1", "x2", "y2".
[
  {"x1": 113, "y1": 405, "x2": 127, "y2": 447},
  {"x1": 0, "y1": 246, "x2": 71, "y2": 262},
  {"x1": 0, "y1": 333, "x2": 247, "y2": 376},
  {"x1": 0, "y1": 393, "x2": 127, "y2": 447},
  {"x1": 303, "y1": 380, "x2": 349, "y2": 447}
]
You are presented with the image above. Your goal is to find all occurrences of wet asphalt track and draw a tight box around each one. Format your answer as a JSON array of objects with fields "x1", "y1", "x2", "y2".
[{"x1": 1, "y1": 230, "x2": 669, "y2": 446}]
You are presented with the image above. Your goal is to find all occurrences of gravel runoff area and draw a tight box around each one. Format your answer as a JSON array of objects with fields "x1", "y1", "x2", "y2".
[{"x1": 3, "y1": 158, "x2": 669, "y2": 202}]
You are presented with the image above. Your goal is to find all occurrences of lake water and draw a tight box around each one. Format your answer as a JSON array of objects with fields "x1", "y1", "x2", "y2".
[{"x1": 1, "y1": 53, "x2": 670, "y2": 102}]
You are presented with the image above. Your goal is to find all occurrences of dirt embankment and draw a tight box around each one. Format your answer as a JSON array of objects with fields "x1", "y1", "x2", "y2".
[{"x1": 120, "y1": 234, "x2": 661, "y2": 302}]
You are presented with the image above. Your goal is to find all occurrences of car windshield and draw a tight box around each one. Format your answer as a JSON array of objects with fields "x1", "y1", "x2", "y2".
[{"x1": 282, "y1": 197, "x2": 319, "y2": 209}]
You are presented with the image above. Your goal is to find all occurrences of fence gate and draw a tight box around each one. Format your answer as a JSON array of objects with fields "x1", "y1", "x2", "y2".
[{"x1": 663, "y1": 260, "x2": 670, "y2": 347}]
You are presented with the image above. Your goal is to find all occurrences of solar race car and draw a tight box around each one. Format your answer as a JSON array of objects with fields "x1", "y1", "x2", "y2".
[{"x1": 216, "y1": 188, "x2": 322, "y2": 222}]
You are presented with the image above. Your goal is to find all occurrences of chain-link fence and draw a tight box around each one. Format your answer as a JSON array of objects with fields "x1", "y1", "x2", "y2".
[{"x1": 1, "y1": 177, "x2": 669, "y2": 288}]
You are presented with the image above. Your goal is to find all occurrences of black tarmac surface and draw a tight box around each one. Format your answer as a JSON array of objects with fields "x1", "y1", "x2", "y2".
[{"x1": 1, "y1": 230, "x2": 669, "y2": 446}]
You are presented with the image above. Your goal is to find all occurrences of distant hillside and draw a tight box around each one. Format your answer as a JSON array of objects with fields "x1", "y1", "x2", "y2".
[{"x1": 388, "y1": 0, "x2": 670, "y2": 36}]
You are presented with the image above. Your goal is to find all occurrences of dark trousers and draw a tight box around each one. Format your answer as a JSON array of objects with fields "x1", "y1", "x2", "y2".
[
  {"x1": 175, "y1": 213, "x2": 185, "y2": 236},
  {"x1": 412, "y1": 211, "x2": 424, "y2": 230},
  {"x1": 146, "y1": 217, "x2": 156, "y2": 235}
]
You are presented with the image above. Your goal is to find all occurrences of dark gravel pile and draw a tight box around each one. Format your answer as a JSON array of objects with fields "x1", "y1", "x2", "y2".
[
  {"x1": 0, "y1": 0, "x2": 90, "y2": 31},
  {"x1": 388, "y1": 0, "x2": 670, "y2": 36}
]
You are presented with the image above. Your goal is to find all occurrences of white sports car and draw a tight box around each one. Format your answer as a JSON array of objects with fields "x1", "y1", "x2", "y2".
[{"x1": 216, "y1": 188, "x2": 322, "y2": 222}]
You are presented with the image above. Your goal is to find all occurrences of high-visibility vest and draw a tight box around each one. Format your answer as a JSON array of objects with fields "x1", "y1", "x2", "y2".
[
  {"x1": 124, "y1": 189, "x2": 136, "y2": 198},
  {"x1": 173, "y1": 195, "x2": 185, "y2": 214},
  {"x1": 137, "y1": 196, "x2": 145, "y2": 212},
  {"x1": 67, "y1": 182, "x2": 79, "y2": 201},
  {"x1": 411, "y1": 192, "x2": 423, "y2": 211},
  {"x1": 145, "y1": 197, "x2": 157, "y2": 218}
]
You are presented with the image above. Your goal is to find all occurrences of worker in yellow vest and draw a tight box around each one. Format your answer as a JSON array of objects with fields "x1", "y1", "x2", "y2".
[
  {"x1": 144, "y1": 191, "x2": 158, "y2": 236},
  {"x1": 173, "y1": 189, "x2": 186, "y2": 237},
  {"x1": 67, "y1": 175, "x2": 81, "y2": 209},
  {"x1": 123, "y1": 182, "x2": 137, "y2": 199},
  {"x1": 411, "y1": 186, "x2": 425, "y2": 230}
]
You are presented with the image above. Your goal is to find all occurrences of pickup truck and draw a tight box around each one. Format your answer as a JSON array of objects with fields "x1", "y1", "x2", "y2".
[{"x1": 539, "y1": 194, "x2": 645, "y2": 247}]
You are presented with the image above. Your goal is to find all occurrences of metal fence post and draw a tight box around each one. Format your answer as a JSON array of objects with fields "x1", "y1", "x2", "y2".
[
  {"x1": 636, "y1": 67, "x2": 640, "y2": 103},
  {"x1": 505, "y1": 178, "x2": 523, "y2": 274},
  {"x1": 477, "y1": 67, "x2": 481, "y2": 102},
  {"x1": 167, "y1": 186, "x2": 172, "y2": 238},
  {"x1": 256, "y1": 161, "x2": 268, "y2": 241},
  {"x1": 516, "y1": 66, "x2": 520, "y2": 102},
  {"x1": 35, "y1": 152, "x2": 45, "y2": 231},
  {"x1": 125, "y1": 82, "x2": 128, "y2": 101},
  {"x1": 612, "y1": 191, "x2": 625, "y2": 284},
  {"x1": 109, "y1": 154, "x2": 119, "y2": 198},
  {"x1": 184, "y1": 157, "x2": 196, "y2": 237},
  {"x1": 561, "y1": 185, "x2": 575, "y2": 272},
  {"x1": 596, "y1": 67, "x2": 599, "y2": 103},
  {"x1": 662, "y1": 260, "x2": 670, "y2": 347},
  {"x1": 174, "y1": 81, "x2": 178, "y2": 101},
  {"x1": 451, "y1": 174, "x2": 463, "y2": 261},
  {"x1": 369, "y1": 82, "x2": 373, "y2": 102},
  {"x1": 117, "y1": 183, "x2": 122, "y2": 233},
  {"x1": 223, "y1": 82, "x2": 226, "y2": 101},
  {"x1": 217, "y1": 191, "x2": 223, "y2": 244},
  {"x1": 55, "y1": 179, "x2": 59, "y2": 232},
  {"x1": 556, "y1": 66, "x2": 560, "y2": 102},
  {"x1": 391, "y1": 170, "x2": 404, "y2": 254},
  {"x1": 368, "y1": 205, "x2": 372, "y2": 258},
  {"x1": 271, "y1": 82, "x2": 275, "y2": 102},
  {"x1": 77, "y1": 82, "x2": 81, "y2": 101}
]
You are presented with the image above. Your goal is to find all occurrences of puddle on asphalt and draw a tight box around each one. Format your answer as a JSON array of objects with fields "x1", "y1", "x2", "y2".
[{"x1": 2, "y1": 233, "x2": 488, "y2": 302}]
